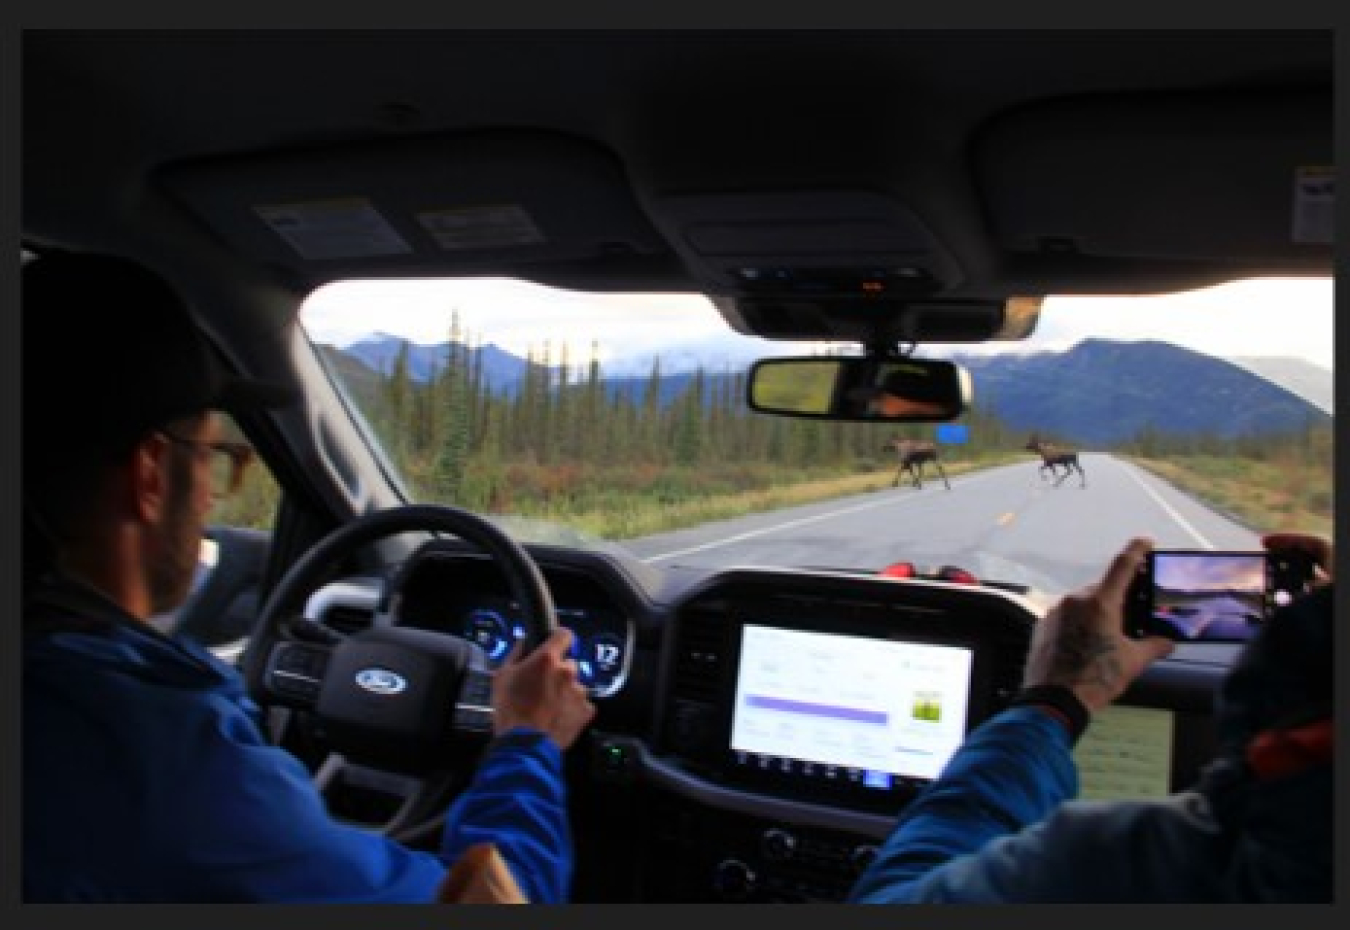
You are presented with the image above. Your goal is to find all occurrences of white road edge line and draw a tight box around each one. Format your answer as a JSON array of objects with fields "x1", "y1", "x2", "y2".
[
  {"x1": 1118, "y1": 460, "x2": 1213, "y2": 548},
  {"x1": 644, "y1": 482, "x2": 961, "y2": 562}
]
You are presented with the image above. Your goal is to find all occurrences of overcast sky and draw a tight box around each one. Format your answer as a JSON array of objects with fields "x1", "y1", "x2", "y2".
[
  {"x1": 1154, "y1": 553, "x2": 1265, "y2": 593},
  {"x1": 300, "y1": 275, "x2": 1334, "y2": 372}
]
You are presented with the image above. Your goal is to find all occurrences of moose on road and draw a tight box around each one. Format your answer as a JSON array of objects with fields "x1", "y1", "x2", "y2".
[
  {"x1": 886, "y1": 438, "x2": 950, "y2": 490},
  {"x1": 1025, "y1": 433, "x2": 1086, "y2": 488}
]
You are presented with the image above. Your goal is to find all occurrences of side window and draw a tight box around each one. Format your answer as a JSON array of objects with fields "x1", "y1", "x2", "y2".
[
  {"x1": 210, "y1": 413, "x2": 282, "y2": 531},
  {"x1": 148, "y1": 414, "x2": 281, "y2": 663}
]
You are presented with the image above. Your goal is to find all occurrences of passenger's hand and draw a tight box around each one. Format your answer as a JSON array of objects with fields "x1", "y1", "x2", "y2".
[
  {"x1": 1022, "y1": 537, "x2": 1175, "y2": 713},
  {"x1": 1262, "y1": 531, "x2": 1333, "y2": 583},
  {"x1": 491, "y1": 627, "x2": 596, "y2": 750}
]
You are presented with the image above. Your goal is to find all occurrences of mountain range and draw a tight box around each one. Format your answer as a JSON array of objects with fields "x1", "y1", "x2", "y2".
[
  {"x1": 946, "y1": 340, "x2": 1330, "y2": 444},
  {"x1": 1225, "y1": 356, "x2": 1333, "y2": 414},
  {"x1": 318, "y1": 334, "x2": 1332, "y2": 446}
]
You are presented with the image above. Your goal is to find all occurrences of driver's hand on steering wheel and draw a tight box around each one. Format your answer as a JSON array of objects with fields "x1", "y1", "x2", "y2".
[{"x1": 491, "y1": 628, "x2": 596, "y2": 751}]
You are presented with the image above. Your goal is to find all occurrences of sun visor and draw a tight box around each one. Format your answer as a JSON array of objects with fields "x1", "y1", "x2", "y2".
[
  {"x1": 155, "y1": 130, "x2": 668, "y2": 277},
  {"x1": 975, "y1": 90, "x2": 1332, "y2": 268}
]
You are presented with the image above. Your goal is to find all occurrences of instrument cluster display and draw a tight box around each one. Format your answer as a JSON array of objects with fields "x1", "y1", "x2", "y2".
[
  {"x1": 456, "y1": 596, "x2": 630, "y2": 697},
  {"x1": 395, "y1": 550, "x2": 636, "y2": 698}
]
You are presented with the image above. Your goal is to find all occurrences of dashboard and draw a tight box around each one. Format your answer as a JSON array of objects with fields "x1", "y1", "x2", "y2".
[{"x1": 303, "y1": 542, "x2": 1230, "y2": 902}]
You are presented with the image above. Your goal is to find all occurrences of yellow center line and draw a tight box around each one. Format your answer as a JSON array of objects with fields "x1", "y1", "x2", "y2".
[{"x1": 997, "y1": 511, "x2": 1015, "y2": 526}]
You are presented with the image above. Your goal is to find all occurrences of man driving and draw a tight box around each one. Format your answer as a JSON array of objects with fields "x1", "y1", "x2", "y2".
[{"x1": 22, "y1": 251, "x2": 595, "y2": 902}]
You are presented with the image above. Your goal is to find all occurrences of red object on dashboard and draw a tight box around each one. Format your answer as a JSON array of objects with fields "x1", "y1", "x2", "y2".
[
  {"x1": 878, "y1": 561, "x2": 916, "y2": 578},
  {"x1": 937, "y1": 565, "x2": 979, "y2": 584}
]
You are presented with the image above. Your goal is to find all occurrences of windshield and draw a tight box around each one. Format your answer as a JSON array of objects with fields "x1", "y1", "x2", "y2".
[{"x1": 299, "y1": 277, "x2": 1333, "y2": 600}]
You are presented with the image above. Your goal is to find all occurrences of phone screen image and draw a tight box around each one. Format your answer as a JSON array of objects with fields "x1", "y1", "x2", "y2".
[{"x1": 1141, "y1": 551, "x2": 1270, "y2": 642}]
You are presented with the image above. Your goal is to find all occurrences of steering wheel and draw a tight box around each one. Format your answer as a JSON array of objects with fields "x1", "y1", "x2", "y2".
[{"x1": 239, "y1": 504, "x2": 558, "y2": 838}]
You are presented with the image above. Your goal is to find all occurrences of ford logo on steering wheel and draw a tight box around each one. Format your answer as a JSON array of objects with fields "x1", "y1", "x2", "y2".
[{"x1": 355, "y1": 668, "x2": 408, "y2": 695}]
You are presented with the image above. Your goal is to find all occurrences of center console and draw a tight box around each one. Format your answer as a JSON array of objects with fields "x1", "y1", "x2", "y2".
[{"x1": 638, "y1": 570, "x2": 1035, "y2": 901}]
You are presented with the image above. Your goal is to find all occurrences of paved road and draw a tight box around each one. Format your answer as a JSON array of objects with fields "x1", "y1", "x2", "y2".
[{"x1": 623, "y1": 454, "x2": 1262, "y2": 597}]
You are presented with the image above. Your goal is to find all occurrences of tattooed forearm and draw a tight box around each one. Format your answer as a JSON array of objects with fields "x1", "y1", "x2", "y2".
[
  {"x1": 1048, "y1": 619, "x2": 1123, "y2": 694},
  {"x1": 1022, "y1": 592, "x2": 1136, "y2": 711},
  {"x1": 1021, "y1": 539, "x2": 1174, "y2": 714}
]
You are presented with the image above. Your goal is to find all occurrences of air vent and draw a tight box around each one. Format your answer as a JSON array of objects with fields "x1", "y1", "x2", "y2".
[
  {"x1": 304, "y1": 580, "x2": 380, "y2": 638},
  {"x1": 671, "y1": 607, "x2": 729, "y2": 703},
  {"x1": 320, "y1": 605, "x2": 374, "y2": 636},
  {"x1": 662, "y1": 607, "x2": 732, "y2": 760}
]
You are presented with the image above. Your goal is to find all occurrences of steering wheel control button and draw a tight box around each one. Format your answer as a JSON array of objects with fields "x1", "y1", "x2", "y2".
[
  {"x1": 266, "y1": 644, "x2": 328, "y2": 702},
  {"x1": 458, "y1": 669, "x2": 493, "y2": 704},
  {"x1": 275, "y1": 643, "x2": 324, "y2": 674},
  {"x1": 452, "y1": 669, "x2": 495, "y2": 734}
]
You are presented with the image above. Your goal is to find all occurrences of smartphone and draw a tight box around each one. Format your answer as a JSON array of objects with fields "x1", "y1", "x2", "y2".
[{"x1": 1124, "y1": 549, "x2": 1317, "y2": 642}]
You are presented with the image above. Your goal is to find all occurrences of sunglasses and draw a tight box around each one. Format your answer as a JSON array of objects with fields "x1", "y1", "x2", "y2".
[{"x1": 158, "y1": 431, "x2": 256, "y2": 496}]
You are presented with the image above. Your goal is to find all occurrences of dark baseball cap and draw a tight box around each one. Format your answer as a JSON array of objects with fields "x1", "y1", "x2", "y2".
[{"x1": 22, "y1": 251, "x2": 296, "y2": 462}]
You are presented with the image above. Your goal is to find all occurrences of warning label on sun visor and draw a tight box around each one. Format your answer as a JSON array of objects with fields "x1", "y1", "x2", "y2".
[
  {"x1": 417, "y1": 204, "x2": 546, "y2": 250},
  {"x1": 255, "y1": 198, "x2": 412, "y2": 259},
  {"x1": 1292, "y1": 166, "x2": 1333, "y2": 245}
]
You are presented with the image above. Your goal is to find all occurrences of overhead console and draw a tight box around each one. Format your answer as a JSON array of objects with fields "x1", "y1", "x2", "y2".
[
  {"x1": 711, "y1": 292, "x2": 1042, "y2": 344},
  {"x1": 651, "y1": 189, "x2": 963, "y2": 295},
  {"x1": 643, "y1": 189, "x2": 1039, "y2": 346},
  {"x1": 655, "y1": 569, "x2": 1035, "y2": 815}
]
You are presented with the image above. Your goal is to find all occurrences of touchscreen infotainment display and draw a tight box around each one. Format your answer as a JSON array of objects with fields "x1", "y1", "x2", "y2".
[{"x1": 730, "y1": 624, "x2": 974, "y2": 787}]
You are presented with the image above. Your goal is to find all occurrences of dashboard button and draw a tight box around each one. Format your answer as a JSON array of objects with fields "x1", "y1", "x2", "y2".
[
  {"x1": 761, "y1": 828, "x2": 797, "y2": 861},
  {"x1": 712, "y1": 859, "x2": 756, "y2": 900},
  {"x1": 851, "y1": 844, "x2": 879, "y2": 873}
]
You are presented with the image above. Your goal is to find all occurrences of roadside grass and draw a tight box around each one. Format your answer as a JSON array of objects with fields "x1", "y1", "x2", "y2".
[
  {"x1": 215, "y1": 452, "x2": 1021, "y2": 536},
  {"x1": 216, "y1": 450, "x2": 1330, "y2": 545},
  {"x1": 566, "y1": 451, "x2": 1332, "y2": 542},
  {"x1": 560, "y1": 453, "x2": 1025, "y2": 540},
  {"x1": 1128, "y1": 455, "x2": 1333, "y2": 540}
]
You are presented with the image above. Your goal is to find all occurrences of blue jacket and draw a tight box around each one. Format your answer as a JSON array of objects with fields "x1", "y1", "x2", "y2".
[
  {"x1": 849, "y1": 586, "x2": 1333, "y2": 903},
  {"x1": 23, "y1": 575, "x2": 574, "y2": 903}
]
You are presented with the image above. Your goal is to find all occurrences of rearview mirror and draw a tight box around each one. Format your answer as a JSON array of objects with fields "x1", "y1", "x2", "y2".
[{"x1": 746, "y1": 356, "x2": 972, "y2": 421}]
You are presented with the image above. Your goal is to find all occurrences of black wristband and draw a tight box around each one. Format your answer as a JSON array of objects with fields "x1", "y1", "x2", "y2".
[{"x1": 1009, "y1": 684, "x2": 1091, "y2": 745}]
